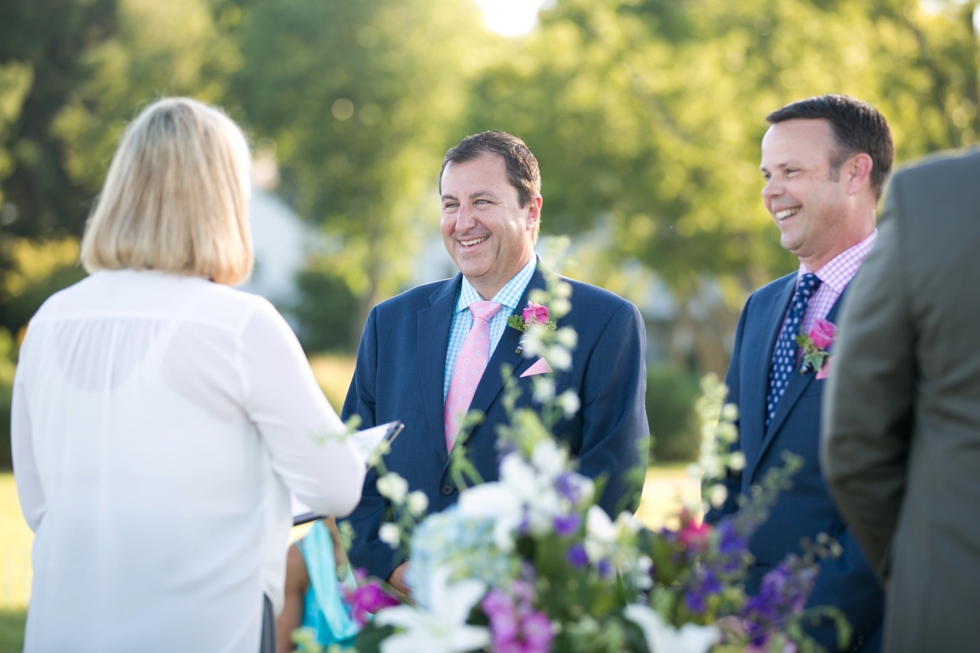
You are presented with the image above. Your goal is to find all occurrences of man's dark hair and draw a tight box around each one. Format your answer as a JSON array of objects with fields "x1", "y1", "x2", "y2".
[
  {"x1": 440, "y1": 131, "x2": 541, "y2": 208},
  {"x1": 767, "y1": 94, "x2": 894, "y2": 199}
]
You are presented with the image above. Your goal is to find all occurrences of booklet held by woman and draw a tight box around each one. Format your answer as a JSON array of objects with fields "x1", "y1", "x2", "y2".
[{"x1": 291, "y1": 421, "x2": 404, "y2": 526}]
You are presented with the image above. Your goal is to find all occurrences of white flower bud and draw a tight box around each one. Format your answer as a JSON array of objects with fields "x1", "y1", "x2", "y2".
[
  {"x1": 407, "y1": 490, "x2": 429, "y2": 517},
  {"x1": 709, "y1": 484, "x2": 728, "y2": 508},
  {"x1": 728, "y1": 451, "x2": 746, "y2": 471},
  {"x1": 557, "y1": 389, "x2": 580, "y2": 418},
  {"x1": 533, "y1": 376, "x2": 556, "y2": 402},
  {"x1": 377, "y1": 472, "x2": 408, "y2": 504},
  {"x1": 378, "y1": 522, "x2": 401, "y2": 547},
  {"x1": 551, "y1": 297, "x2": 572, "y2": 318},
  {"x1": 556, "y1": 327, "x2": 578, "y2": 349},
  {"x1": 547, "y1": 345, "x2": 572, "y2": 371}
]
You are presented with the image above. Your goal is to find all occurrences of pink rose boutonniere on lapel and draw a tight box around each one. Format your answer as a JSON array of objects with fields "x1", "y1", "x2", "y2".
[
  {"x1": 795, "y1": 318, "x2": 836, "y2": 380},
  {"x1": 507, "y1": 301, "x2": 557, "y2": 333}
]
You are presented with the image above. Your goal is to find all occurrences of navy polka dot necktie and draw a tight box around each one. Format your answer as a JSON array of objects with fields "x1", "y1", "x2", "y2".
[{"x1": 766, "y1": 273, "x2": 822, "y2": 427}]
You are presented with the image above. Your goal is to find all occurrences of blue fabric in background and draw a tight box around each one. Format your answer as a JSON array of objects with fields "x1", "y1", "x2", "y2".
[{"x1": 297, "y1": 520, "x2": 360, "y2": 647}]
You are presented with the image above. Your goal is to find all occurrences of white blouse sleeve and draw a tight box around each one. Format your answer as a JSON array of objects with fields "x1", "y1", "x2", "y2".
[
  {"x1": 238, "y1": 300, "x2": 365, "y2": 517},
  {"x1": 11, "y1": 332, "x2": 45, "y2": 532}
]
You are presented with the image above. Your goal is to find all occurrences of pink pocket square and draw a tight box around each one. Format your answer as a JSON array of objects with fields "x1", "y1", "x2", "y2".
[
  {"x1": 816, "y1": 357, "x2": 832, "y2": 380},
  {"x1": 520, "y1": 358, "x2": 553, "y2": 378}
]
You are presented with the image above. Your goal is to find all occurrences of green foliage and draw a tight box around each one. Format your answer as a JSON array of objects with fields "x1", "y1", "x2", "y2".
[
  {"x1": 0, "y1": 329, "x2": 14, "y2": 470},
  {"x1": 288, "y1": 264, "x2": 358, "y2": 354},
  {"x1": 0, "y1": 609, "x2": 25, "y2": 653},
  {"x1": 462, "y1": 0, "x2": 980, "y2": 301},
  {"x1": 645, "y1": 365, "x2": 700, "y2": 462},
  {"x1": 230, "y1": 0, "x2": 487, "y2": 328}
]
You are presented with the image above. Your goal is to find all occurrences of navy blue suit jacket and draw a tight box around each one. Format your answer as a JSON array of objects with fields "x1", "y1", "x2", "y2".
[
  {"x1": 341, "y1": 262, "x2": 649, "y2": 580},
  {"x1": 706, "y1": 272, "x2": 883, "y2": 653}
]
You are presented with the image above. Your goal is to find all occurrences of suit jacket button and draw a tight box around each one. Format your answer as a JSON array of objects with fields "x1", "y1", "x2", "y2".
[{"x1": 440, "y1": 484, "x2": 454, "y2": 496}]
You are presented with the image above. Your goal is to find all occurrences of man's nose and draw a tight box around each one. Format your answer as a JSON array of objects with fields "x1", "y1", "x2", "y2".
[
  {"x1": 762, "y1": 177, "x2": 780, "y2": 202},
  {"x1": 454, "y1": 205, "x2": 476, "y2": 232}
]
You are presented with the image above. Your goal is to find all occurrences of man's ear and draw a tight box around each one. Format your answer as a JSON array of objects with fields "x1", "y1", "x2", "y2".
[
  {"x1": 526, "y1": 195, "x2": 543, "y2": 231},
  {"x1": 845, "y1": 153, "x2": 874, "y2": 196}
]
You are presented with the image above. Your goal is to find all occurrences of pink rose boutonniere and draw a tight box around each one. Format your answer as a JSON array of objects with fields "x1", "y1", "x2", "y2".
[
  {"x1": 508, "y1": 301, "x2": 557, "y2": 333},
  {"x1": 795, "y1": 318, "x2": 836, "y2": 379}
]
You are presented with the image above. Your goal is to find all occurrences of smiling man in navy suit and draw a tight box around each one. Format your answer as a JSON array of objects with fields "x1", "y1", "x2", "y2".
[
  {"x1": 341, "y1": 131, "x2": 649, "y2": 594},
  {"x1": 705, "y1": 96, "x2": 893, "y2": 652}
]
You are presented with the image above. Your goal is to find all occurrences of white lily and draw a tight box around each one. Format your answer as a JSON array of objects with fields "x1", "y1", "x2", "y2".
[
  {"x1": 376, "y1": 567, "x2": 490, "y2": 653},
  {"x1": 584, "y1": 505, "x2": 641, "y2": 563},
  {"x1": 457, "y1": 446, "x2": 568, "y2": 550},
  {"x1": 622, "y1": 604, "x2": 719, "y2": 653},
  {"x1": 457, "y1": 482, "x2": 522, "y2": 551}
]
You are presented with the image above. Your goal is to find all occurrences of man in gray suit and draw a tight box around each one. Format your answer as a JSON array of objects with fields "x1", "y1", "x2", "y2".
[{"x1": 822, "y1": 148, "x2": 980, "y2": 653}]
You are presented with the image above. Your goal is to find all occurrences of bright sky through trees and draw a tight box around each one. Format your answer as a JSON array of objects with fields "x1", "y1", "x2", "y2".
[{"x1": 473, "y1": 0, "x2": 550, "y2": 36}]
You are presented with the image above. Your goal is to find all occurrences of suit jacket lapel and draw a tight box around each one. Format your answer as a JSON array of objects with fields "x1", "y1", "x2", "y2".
[
  {"x1": 750, "y1": 285, "x2": 851, "y2": 483},
  {"x1": 741, "y1": 276, "x2": 795, "y2": 481},
  {"x1": 418, "y1": 275, "x2": 460, "y2": 464}
]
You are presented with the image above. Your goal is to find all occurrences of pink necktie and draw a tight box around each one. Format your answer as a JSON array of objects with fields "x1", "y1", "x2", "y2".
[{"x1": 444, "y1": 301, "x2": 502, "y2": 452}]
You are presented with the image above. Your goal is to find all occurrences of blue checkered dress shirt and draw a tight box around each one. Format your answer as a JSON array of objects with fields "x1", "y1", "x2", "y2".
[{"x1": 443, "y1": 257, "x2": 537, "y2": 402}]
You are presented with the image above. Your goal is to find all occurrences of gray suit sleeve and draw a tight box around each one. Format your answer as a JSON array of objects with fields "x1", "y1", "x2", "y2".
[{"x1": 820, "y1": 178, "x2": 916, "y2": 582}]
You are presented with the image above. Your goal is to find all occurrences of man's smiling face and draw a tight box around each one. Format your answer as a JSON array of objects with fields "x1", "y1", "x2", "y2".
[
  {"x1": 440, "y1": 153, "x2": 540, "y2": 299},
  {"x1": 760, "y1": 118, "x2": 854, "y2": 268}
]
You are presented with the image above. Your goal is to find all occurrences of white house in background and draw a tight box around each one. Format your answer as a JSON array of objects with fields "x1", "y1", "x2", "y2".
[{"x1": 236, "y1": 186, "x2": 320, "y2": 329}]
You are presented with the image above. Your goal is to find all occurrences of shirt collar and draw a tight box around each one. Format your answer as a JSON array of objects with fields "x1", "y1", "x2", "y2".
[
  {"x1": 798, "y1": 229, "x2": 878, "y2": 295},
  {"x1": 456, "y1": 256, "x2": 538, "y2": 314}
]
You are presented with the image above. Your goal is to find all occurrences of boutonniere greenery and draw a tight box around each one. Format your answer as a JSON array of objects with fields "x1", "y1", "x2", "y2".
[
  {"x1": 507, "y1": 301, "x2": 557, "y2": 333},
  {"x1": 795, "y1": 318, "x2": 836, "y2": 375}
]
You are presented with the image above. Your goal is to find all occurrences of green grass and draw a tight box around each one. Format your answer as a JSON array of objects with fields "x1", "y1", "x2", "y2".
[{"x1": 0, "y1": 608, "x2": 25, "y2": 653}]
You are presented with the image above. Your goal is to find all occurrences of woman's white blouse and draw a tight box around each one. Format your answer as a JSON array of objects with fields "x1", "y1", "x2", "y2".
[{"x1": 12, "y1": 270, "x2": 366, "y2": 653}]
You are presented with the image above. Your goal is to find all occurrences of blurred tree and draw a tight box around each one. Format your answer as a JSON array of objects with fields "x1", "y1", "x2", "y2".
[
  {"x1": 0, "y1": 0, "x2": 117, "y2": 240},
  {"x1": 0, "y1": 0, "x2": 240, "y2": 339},
  {"x1": 287, "y1": 262, "x2": 358, "y2": 354},
  {"x1": 229, "y1": 0, "x2": 489, "y2": 345},
  {"x1": 462, "y1": 0, "x2": 980, "y2": 373}
]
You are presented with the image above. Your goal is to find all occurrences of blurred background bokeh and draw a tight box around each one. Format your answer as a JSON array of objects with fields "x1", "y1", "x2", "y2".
[{"x1": 1, "y1": 0, "x2": 978, "y2": 643}]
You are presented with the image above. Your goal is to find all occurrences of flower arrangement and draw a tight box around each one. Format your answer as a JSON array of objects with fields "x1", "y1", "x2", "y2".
[{"x1": 299, "y1": 272, "x2": 850, "y2": 653}]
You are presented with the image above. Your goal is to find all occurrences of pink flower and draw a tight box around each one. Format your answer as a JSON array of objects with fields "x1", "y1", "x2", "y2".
[
  {"x1": 808, "y1": 318, "x2": 836, "y2": 350},
  {"x1": 677, "y1": 510, "x2": 713, "y2": 551},
  {"x1": 342, "y1": 570, "x2": 400, "y2": 625},
  {"x1": 522, "y1": 302, "x2": 549, "y2": 325},
  {"x1": 520, "y1": 611, "x2": 554, "y2": 650},
  {"x1": 815, "y1": 356, "x2": 832, "y2": 381}
]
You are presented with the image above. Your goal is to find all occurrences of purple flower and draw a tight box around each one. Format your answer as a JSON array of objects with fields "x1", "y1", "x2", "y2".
[
  {"x1": 684, "y1": 568, "x2": 723, "y2": 614},
  {"x1": 597, "y1": 558, "x2": 614, "y2": 579},
  {"x1": 483, "y1": 589, "x2": 519, "y2": 641},
  {"x1": 740, "y1": 555, "x2": 820, "y2": 642},
  {"x1": 342, "y1": 569, "x2": 400, "y2": 625},
  {"x1": 511, "y1": 579, "x2": 535, "y2": 606},
  {"x1": 566, "y1": 544, "x2": 589, "y2": 568},
  {"x1": 552, "y1": 513, "x2": 581, "y2": 537},
  {"x1": 555, "y1": 473, "x2": 581, "y2": 505},
  {"x1": 481, "y1": 585, "x2": 552, "y2": 653},
  {"x1": 521, "y1": 610, "x2": 554, "y2": 650},
  {"x1": 717, "y1": 520, "x2": 747, "y2": 557}
]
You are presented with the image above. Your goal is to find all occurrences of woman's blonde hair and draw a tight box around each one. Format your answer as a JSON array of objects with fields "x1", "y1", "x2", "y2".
[{"x1": 80, "y1": 97, "x2": 253, "y2": 285}]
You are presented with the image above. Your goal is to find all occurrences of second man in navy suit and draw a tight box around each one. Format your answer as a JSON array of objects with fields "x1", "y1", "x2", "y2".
[
  {"x1": 705, "y1": 95, "x2": 893, "y2": 652},
  {"x1": 342, "y1": 131, "x2": 649, "y2": 595}
]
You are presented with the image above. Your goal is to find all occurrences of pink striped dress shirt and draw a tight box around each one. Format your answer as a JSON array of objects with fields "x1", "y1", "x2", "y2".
[{"x1": 788, "y1": 230, "x2": 878, "y2": 349}]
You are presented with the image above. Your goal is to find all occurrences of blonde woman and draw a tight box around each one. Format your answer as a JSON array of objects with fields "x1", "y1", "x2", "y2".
[{"x1": 11, "y1": 97, "x2": 365, "y2": 653}]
